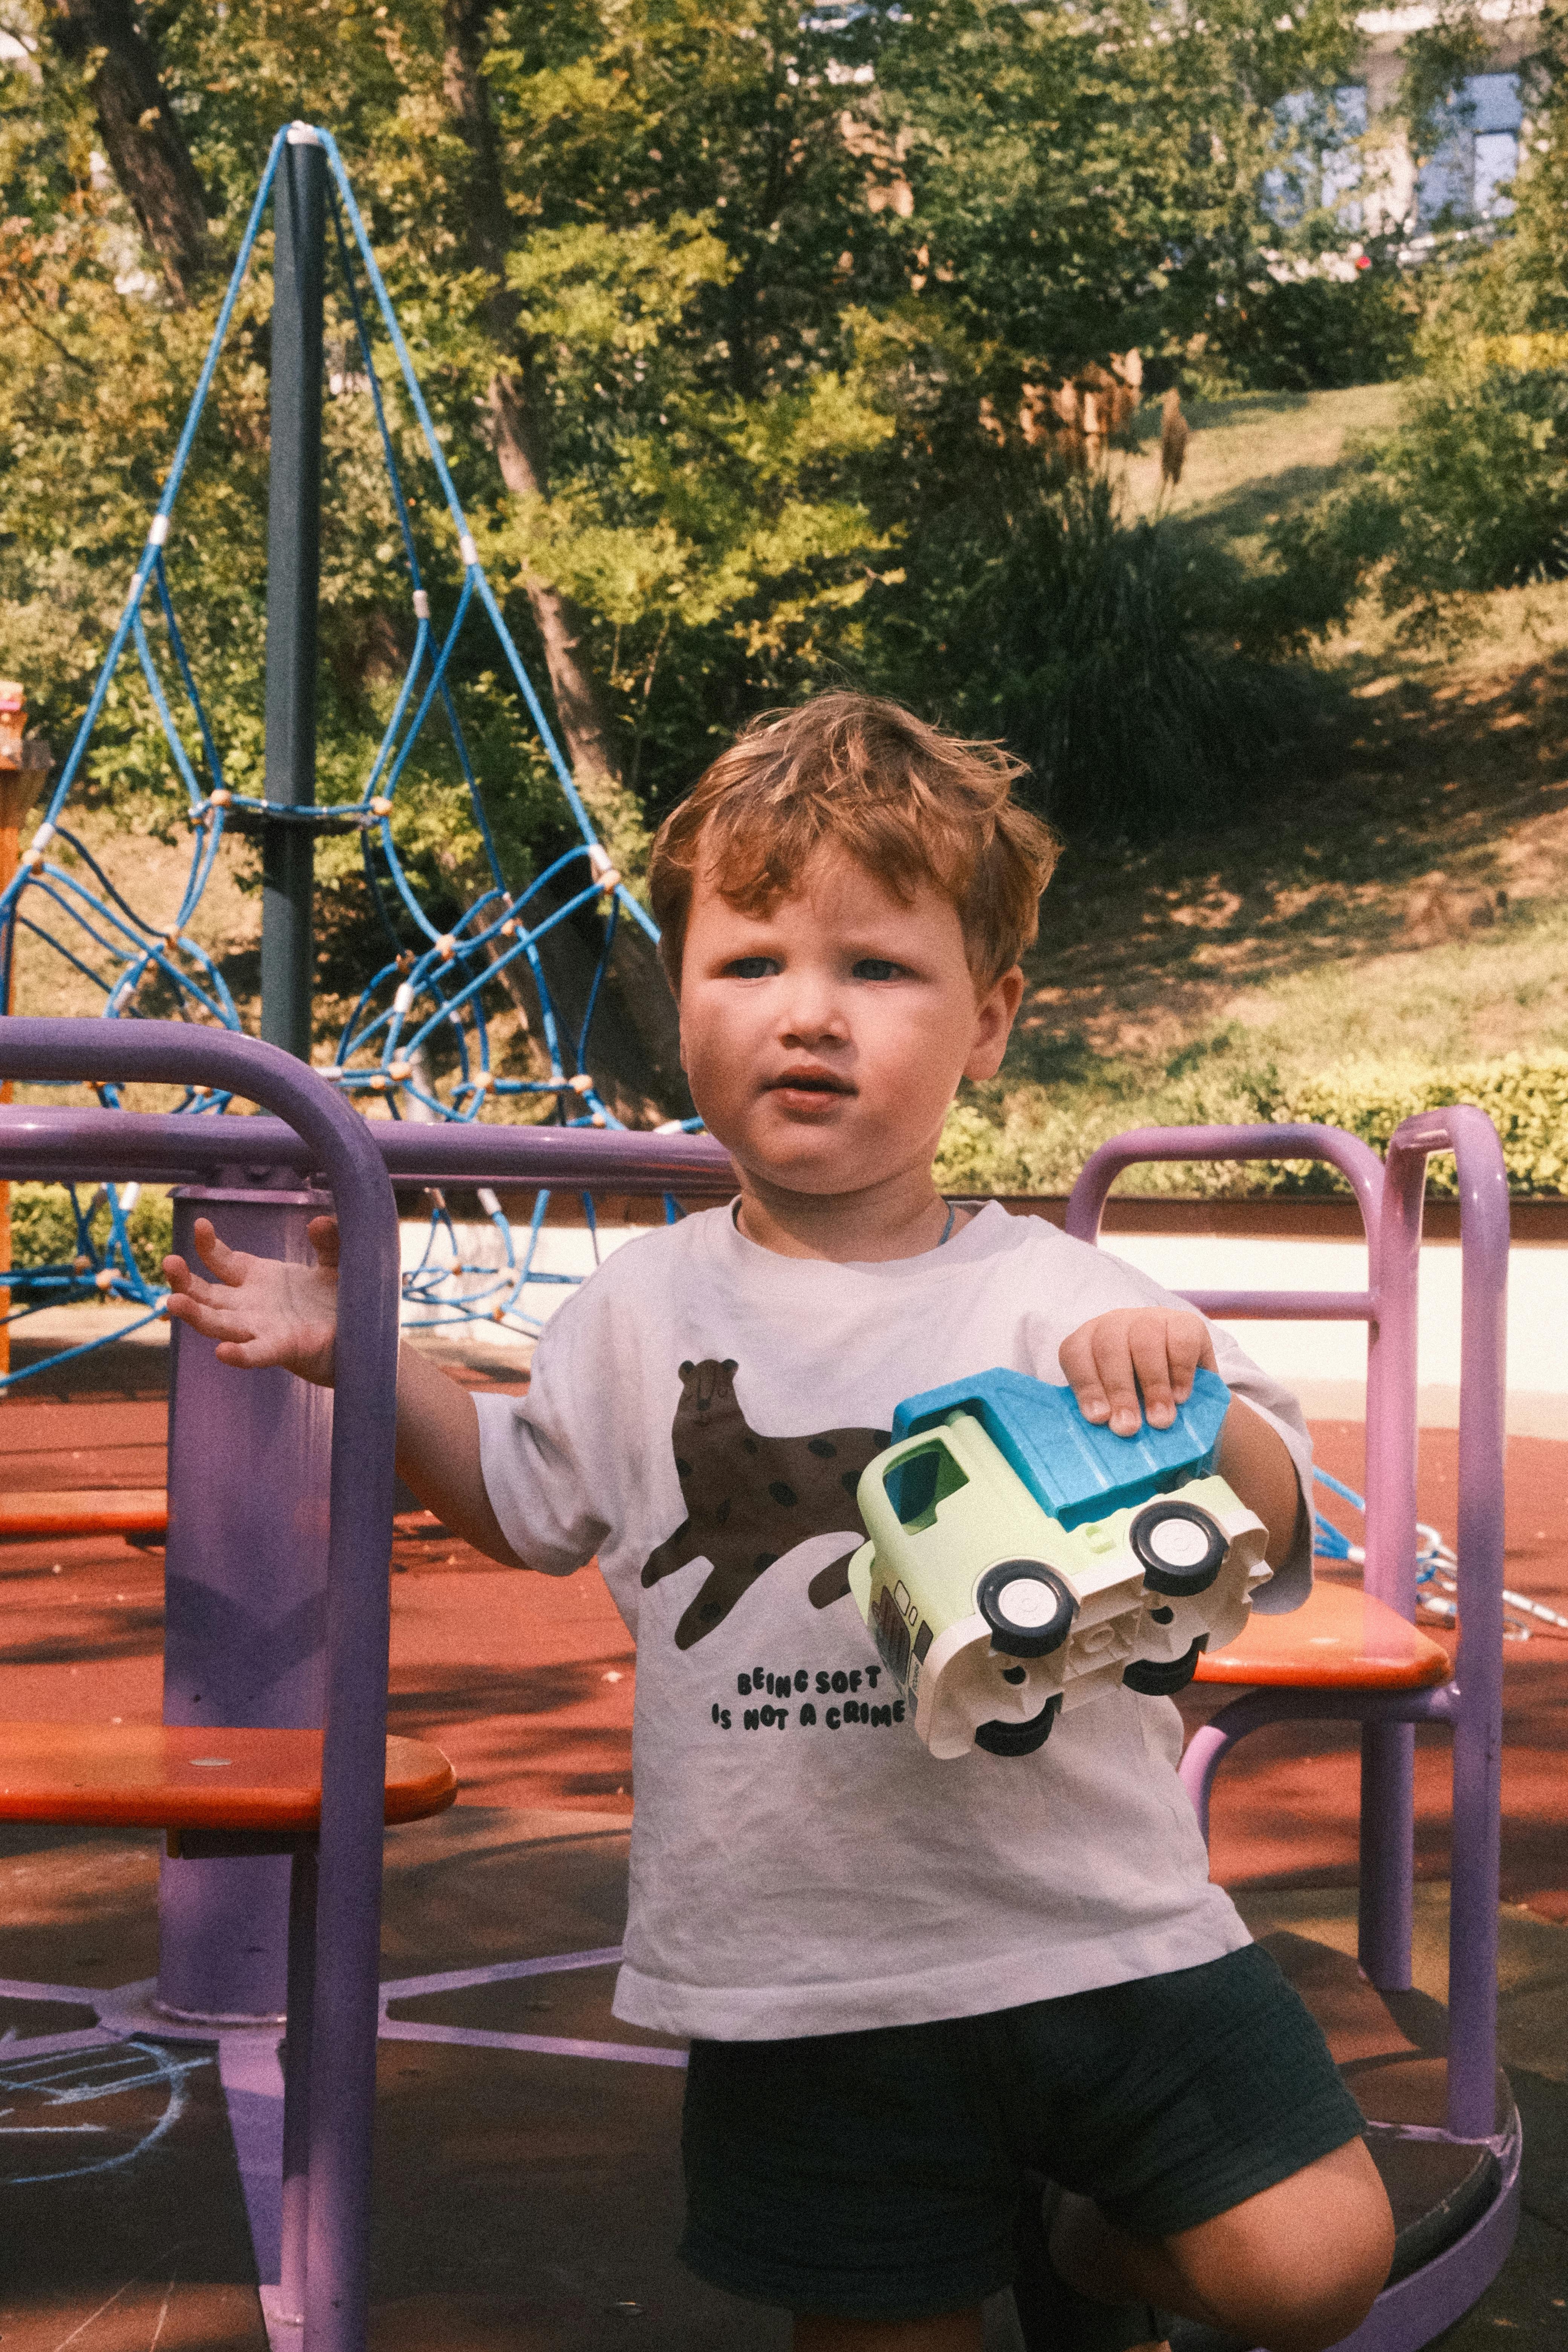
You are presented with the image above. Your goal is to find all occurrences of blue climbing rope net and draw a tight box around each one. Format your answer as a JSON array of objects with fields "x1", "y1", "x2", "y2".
[
  {"x1": 0, "y1": 123, "x2": 688, "y2": 1390},
  {"x1": 1314, "y1": 1468, "x2": 1568, "y2": 1642}
]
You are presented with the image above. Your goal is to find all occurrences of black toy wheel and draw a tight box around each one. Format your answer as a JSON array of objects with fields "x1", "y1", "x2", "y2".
[
  {"x1": 977, "y1": 1560, "x2": 1078, "y2": 1658},
  {"x1": 1123, "y1": 1635, "x2": 1209, "y2": 1695},
  {"x1": 1129, "y1": 1501, "x2": 1228, "y2": 1597},
  {"x1": 976, "y1": 1692, "x2": 1063, "y2": 1756}
]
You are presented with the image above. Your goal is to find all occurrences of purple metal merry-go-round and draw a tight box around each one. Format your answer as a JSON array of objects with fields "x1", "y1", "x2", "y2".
[{"x1": 0, "y1": 1018, "x2": 1515, "y2": 2352}]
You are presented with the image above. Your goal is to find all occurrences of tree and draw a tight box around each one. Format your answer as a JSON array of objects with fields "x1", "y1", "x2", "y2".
[
  {"x1": 2, "y1": 0, "x2": 1397, "y2": 895},
  {"x1": 46, "y1": 0, "x2": 209, "y2": 299}
]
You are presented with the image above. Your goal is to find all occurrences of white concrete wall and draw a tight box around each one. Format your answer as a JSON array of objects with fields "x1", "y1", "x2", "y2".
[{"x1": 1098, "y1": 1231, "x2": 1562, "y2": 1437}]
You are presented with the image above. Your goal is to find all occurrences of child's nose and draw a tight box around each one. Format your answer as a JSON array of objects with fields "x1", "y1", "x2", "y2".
[{"x1": 778, "y1": 977, "x2": 847, "y2": 1045}]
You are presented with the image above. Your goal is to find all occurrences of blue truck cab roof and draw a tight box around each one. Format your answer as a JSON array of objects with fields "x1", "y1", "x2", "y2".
[{"x1": 890, "y1": 1364, "x2": 1231, "y2": 1530}]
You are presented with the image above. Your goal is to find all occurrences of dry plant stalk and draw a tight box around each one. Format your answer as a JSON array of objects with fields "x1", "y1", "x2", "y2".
[{"x1": 1160, "y1": 386, "x2": 1189, "y2": 490}]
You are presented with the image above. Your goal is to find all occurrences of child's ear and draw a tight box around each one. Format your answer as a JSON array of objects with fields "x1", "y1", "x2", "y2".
[{"x1": 965, "y1": 964, "x2": 1024, "y2": 1082}]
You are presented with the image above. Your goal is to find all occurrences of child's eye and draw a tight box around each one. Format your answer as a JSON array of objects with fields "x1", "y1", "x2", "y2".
[
  {"x1": 723, "y1": 956, "x2": 778, "y2": 979},
  {"x1": 851, "y1": 958, "x2": 903, "y2": 982}
]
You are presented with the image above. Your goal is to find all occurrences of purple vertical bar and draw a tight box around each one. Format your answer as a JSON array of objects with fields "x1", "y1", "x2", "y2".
[
  {"x1": 280, "y1": 1842, "x2": 318, "y2": 2322},
  {"x1": 1066, "y1": 1123, "x2": 1417, "y2": 1991},
  {"x1": 158, "y1": 1186, "x2": 332, "y2": 2019},
  {"x1": 1357, "y1": 1720, "x2": 1415, "y2": 1991},
  {"x1": 1355, "y1": 1140, "x2": 1425, "y2": 1989},
  {"x1": 1388, "y1": 1109, "x2": 1508, "y2": 2142},
  {"x1": 299, "y1": 1129, "x2": 400, "y2": 2352},
  {"x1": 0, "y1": 1022, "x2": 401, "y2": 2352},
  {"x1": 1367, "y1": 1148, "x2": 1423, "y2": 1618}
]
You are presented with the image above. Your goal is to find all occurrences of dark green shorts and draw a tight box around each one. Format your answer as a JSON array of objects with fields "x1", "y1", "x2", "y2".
[{"x1": 679, "y1": 1941, "x2": 1365, "y2": 2321}]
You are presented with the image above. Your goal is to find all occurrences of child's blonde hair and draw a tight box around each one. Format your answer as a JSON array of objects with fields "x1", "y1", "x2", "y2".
[{"x1": 648, "y1": 692, "x2": 1059, "y2": 989}]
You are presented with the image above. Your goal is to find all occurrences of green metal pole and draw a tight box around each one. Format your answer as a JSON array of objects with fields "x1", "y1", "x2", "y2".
[{"x1": 261, "y1": 124, "x2": 325, "y2": 1061}]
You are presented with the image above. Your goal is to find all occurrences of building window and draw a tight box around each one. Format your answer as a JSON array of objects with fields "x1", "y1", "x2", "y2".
[
  {"x1": 1418, "y1": 70, "x2": 1523, "y2": 225},
  {"x1": 1265, "y1": 85, "x2": 1368, "y2": 228}
]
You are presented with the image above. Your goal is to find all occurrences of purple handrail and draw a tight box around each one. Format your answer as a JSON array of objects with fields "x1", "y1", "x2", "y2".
[
  {"x1": 1068, "y1": 1123, "x2": 1424, "y2": 1996},
  {"x1": 1068, "y1": 1113, "x2": 1510, "y2": 2145},
  {"x1": 0, "y1": 1020, "x2": 400, "y2": 2352},
  {"x1": 1066, "y1": 1120, "x2": 1402, "y2": 1584},
  {"x1": 0, "y1": 1101, "x2": 737, "y2": 1196},
  {"x1": 1066, "y1": 1121, "x2": 1386, "y2": 1242}
]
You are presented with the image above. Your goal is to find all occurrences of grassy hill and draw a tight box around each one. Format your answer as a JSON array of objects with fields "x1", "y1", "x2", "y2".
[{"x1": 947, "y1": 384, "x2": 1568, "y2": 1195}]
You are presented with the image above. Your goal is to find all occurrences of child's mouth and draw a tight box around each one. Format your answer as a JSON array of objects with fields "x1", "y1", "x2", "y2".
[{"x1": 766, "y1": 1070, "x2": 854, "y2": 1100}]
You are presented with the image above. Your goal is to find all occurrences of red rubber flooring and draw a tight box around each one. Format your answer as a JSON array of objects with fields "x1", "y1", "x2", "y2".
[{"x1": 0, "y1": 1364, "x2": 1565, "y2": 1913}]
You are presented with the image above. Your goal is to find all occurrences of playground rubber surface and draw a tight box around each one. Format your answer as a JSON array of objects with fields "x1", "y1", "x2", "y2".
[{"x1": 1, "y1": 1349, "x2": 1566, "y2": 2347}]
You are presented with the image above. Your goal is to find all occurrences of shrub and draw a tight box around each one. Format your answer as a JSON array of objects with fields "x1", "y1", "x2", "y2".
[
  {"x1": 939, "y1": 1053, "x2": 1568, "y2": 1197},
  {"x1": 882, "y1": 470, "x2": 1316, "y2": 842},
  {"x1": 7, "y1": 1184, "x2": 174, "y2": 1285},
  {"x1": 1271, "y1": 337, "x2": 1568, "y2": 634},
  {"x1": 1205, "y1": 262, "x2": 1419, "y2": 395},
  {"x1": 1269, "y1": 1054, "x2": 1568, "y2": 1195}
]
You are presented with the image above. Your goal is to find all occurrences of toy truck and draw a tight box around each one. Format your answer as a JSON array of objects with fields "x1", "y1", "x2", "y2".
[{"x1": 846, "y1": 1367, "x2": 1271, "y2": 1759}]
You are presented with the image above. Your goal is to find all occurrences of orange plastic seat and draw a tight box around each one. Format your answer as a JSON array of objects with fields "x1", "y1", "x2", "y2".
[
  {"x1": 0, "y1": 1721, "x2": 456, "y2": 1831},
  {"x1": 1195, "y1": 1581, "x2": 1452, "y2": 1691},
  {"x1": 0, "y1": 1487, "x2": 168, "y2": 1537}
]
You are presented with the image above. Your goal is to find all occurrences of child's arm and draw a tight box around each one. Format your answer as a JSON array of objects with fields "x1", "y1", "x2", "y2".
[
  {"x1": 1059, "y1": 1306, "x2": 1304, "y2": 1569},
  {"x1": 164, "y1": 1216, "x2": 524, "y2": 1566}
]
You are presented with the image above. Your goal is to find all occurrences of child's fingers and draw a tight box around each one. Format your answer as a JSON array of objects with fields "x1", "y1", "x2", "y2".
[
  {"x1": 164, "y1": 1291, "x2": 259, "y2": 1346},
  {"x1": 162, "y1": 1266, "x2": 238, "y2": 1314},
  {"x1": 1058, "y1": 1326, "x2": 1112, "y2": 1423},
  {"x1": 1061, "y1": 1309, "x2": 1219, "y2": 1438},
  {"x1": 1088, "y1": 1325, "x2": 1147, "y2": 1437},
  {"x1": 1165, "y1": 1312, "x2": 1218, "y2": 1400},
  {"x1": 1126, "y1": 1317, "x2": 1181, "y2": 1429},
  {"x1": 190, "y1": 1217, "x2": 250, "y2": 1287},
  {"x1": 306, "y1": 1215, "x2": 340, "y2": 1271}
]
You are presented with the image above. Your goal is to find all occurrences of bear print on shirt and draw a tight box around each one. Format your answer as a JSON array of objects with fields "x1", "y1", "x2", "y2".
[{"x1": 640, "y1": 1358, "x2": 888, "y2": 1648}]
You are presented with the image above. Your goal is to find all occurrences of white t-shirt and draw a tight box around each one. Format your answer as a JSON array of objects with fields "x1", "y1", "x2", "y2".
[{"x1": 474, "y1": 1202, "x2": 1314, "y2": 2043}]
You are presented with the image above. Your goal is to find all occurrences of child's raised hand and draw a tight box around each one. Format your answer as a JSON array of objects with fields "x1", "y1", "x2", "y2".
[
  {"x1": 1058, "y1": 1306, "x2": 1217, "y2": 1437},
  {"x1": 163, "y1": 1213, "x2": 340, "y2": 1387}
]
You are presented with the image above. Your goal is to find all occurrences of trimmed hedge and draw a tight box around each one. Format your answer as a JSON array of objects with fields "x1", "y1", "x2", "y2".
[
  {"x1": 1275, "y1": 1055, "x2": 1568, "y2": 1196},
  {"x1": 936, "y1": 1054, "x2": 1568, "y2": 1199},
  {"x1": 7, "y1": 1183, "x2": 174, "y2": 1282}
]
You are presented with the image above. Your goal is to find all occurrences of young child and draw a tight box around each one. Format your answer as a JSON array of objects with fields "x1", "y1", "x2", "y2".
[{"x1": 165, "y1": 694, "x2": 1394, "y2": 2352}]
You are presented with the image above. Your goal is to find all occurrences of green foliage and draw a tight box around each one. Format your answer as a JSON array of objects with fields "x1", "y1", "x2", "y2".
[
  {"x1": 1254, "y1": 8, "x2": 1568, "y2": 642},
  {"x1": 0, "y1": 0, "x2": 1397, "y2": 879},
  {"x1": 936, "y1": 1051, "x2": 1568, "y2": 1197},
  {"x1": 1268, "y1": 334, "x2": 1568, "y2": 637},
  {"x1": 8, "y1": 1182, "x2": 173, "y2": 1280},
  {"x1": 1267, "y1": 1053, "x2": 1568, "y2": 1193},
  {"x1": 874, "y1": 466, "x2": 1303, "y2": 840},
  {"x1": 1205, "y1": 261, "x2": 1419, "y2": 395}
]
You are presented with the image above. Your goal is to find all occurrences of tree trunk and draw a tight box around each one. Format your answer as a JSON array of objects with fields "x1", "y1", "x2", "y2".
[
  {"x1": 441, "y1": 0, "x2": 689, "y2": 1115},
  {"x1": 49, "y1": 0, "x2": 209, "y2": 302},
  {"x1": 482, "y1": 375, "x2": 629, "y2": 816},
  {"x1": 438, "y1": 1, "x2": 631, "y2": 823}
]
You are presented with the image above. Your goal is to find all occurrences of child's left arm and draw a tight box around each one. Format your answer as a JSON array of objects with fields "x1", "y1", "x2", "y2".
[{"x1": 1059, "y1": 1306, "x2": 1304, "y2": 1569}]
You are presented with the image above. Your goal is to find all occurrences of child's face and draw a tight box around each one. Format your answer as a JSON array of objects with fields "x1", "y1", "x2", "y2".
[{"x1": 678, "y1": 849, "x2": 1021, "y2": 1202}]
